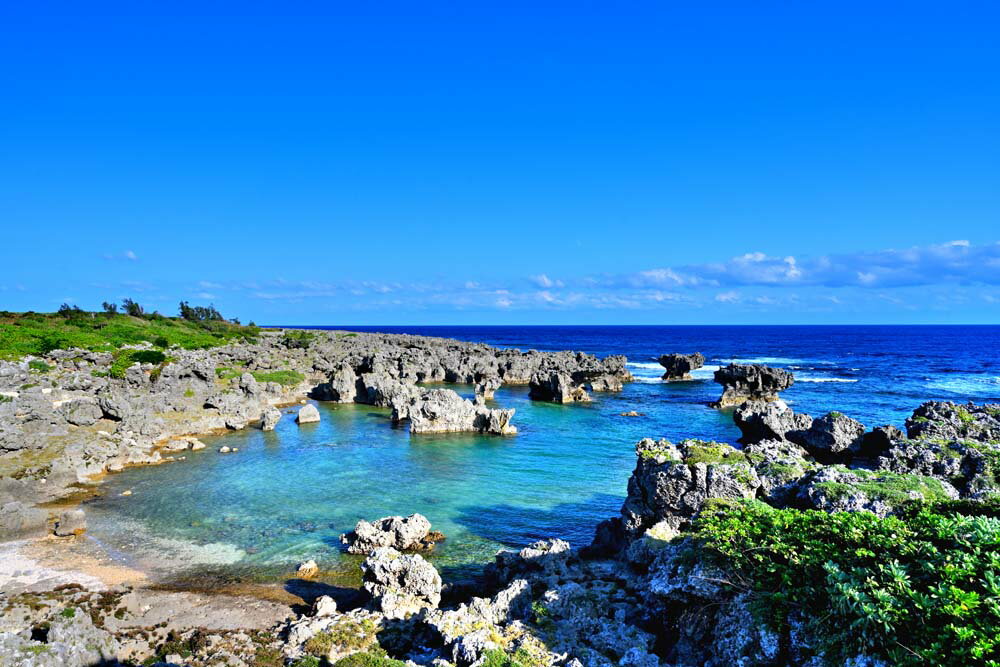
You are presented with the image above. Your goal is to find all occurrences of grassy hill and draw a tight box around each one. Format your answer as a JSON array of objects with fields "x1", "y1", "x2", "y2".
[{"x1": 0, "y1": 310, "x2": 260, "y2": 360}]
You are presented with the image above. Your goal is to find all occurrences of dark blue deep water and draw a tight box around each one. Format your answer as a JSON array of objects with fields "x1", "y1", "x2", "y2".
[{"x1": 85, "y1": 326, "x2": 1000, "y2": 588}]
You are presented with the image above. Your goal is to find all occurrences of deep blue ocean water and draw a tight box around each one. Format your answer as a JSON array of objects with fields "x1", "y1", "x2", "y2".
[{"x1": 84, "y1": 326, "x2": 1000, "y2": 588}]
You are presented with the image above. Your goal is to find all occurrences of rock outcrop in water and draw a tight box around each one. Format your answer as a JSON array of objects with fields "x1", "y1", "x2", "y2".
[
  {"x1": 394, "y1": 388, "x2": 517, "y2": 435},
  {"x1": 658, "y1": 352, "x2": 705, "y2": 380},
  {"x1": 711, "y1": 363, "x2": 793, "y2": 408},
  {"x1": 340, "y1": 513, "x2": 444, "y2": 554},
  {"x1": 528, "y1": 371, "x2": 590, "y2": 403}
]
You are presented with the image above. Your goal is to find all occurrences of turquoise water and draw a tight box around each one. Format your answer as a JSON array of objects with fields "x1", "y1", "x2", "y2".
[
  {"x1": 83, "y1": 325, "x2": 1000, "y2": 588},
  {"x1": 86, "y1": 383, "x2": 731, "y2": 585}
]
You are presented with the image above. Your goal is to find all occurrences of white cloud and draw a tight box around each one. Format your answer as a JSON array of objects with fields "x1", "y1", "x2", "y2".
[{"x1": 715, "y1": 291, "x2": 740, "y2": 303}]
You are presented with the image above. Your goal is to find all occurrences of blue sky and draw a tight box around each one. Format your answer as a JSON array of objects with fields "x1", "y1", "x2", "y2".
[{"x1": 1, "y1": 2, "x2": 998, "y2": 324}]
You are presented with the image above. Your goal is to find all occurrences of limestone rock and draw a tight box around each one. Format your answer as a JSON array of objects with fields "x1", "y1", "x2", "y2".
[
  {"x1": 296, "y1": 403, "x2": 320, "y2": 424},
  {"x1": 341, "y1": 513, "x2": 440, "y2": 554},
  {"x1": 54, "y1": 508, "x2": 86, "y2": 536},
  {"x1": 711, "y1": 364, "x2": 794, "y2": 408},
  {"x1": 260, "y1": 406, "x2": 281, "y2": 431},
  {"x1": 905, "y1": 400, "x2": 1000, "y2": 442},
  {"x1": 528, "y1": 372, "x2": 590, "y2": 403},
  {"x1": 396, "y1": 389, "x2": 516, "y2": 435},
  {"x1": 734, "y1": 400, "x2": 812, "y2": 444},
  {"x1": 0, "y1": 501, "x2": 48, "y2": 539},
  {"x1": 361, "y1": 547, "x2": 442, "y2": 618},
  {"x1": 58, "y1": 398, "x2": 103, "y2": 426},
  {"x1": 793, "y1": 411, "x2": 866, "y2": 462},
  {"x1": 658, "y1": 352, "x2": 705, "y2": 380},
  {"x1": 619, "y1": 438, "x2": 759, "y2": 538}
]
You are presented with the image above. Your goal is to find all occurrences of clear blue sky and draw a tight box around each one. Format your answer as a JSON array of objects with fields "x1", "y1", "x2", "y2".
[{"x1": 1, "y1": 2, "x2": 998, "y2": 324}]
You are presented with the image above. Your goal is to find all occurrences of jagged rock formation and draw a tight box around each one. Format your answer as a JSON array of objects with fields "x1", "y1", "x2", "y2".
[
  {"x1": 905, "y1": 400, "x2": 1000, "y2": 442},
  {"x1": 361, "y1": 547, "x2": 443, "y2": 618},
  {"x1": 393, "y1": 388, "x2": 517, "y2": 435},
  {"x1": 711, "y1": 363, "x2": 794, "y2": 408},
  {"x1": 658, "y1": 352, "x2": 705, "y2": 380},
  {"x1": 734, "y1": 400, "x2": 812, "y2": 444},
  {"x1": 618, "y1": 438, "x2": 762, "y2": 539},
  {"x1": 529, "y1": 372, "x2": 590, "y2": 403},
  {"x1": 474, "y1": 376, "x2": 502, "y2": 400},
  {"x1": 340, "y1": 513, "x2": 444, "y2": 554}
]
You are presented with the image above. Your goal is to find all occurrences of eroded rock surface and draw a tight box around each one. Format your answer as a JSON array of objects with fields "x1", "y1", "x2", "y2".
[
  {"x1": 658, "y1": 352, "x2": 705, "y2": 381},
  {"x1": 711, "y1": 363, "x2": 794, "y2": 408}
]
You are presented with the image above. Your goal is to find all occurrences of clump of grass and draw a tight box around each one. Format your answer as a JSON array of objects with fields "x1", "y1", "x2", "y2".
[
  {"x1": 680, "y1": 439, "x2": 752, "y2": 465},
  {"x1": 27, "y1": 360, "x2": 52, "y2": 373},
  {"x1": 815, "y1": 466, "x2": 953, "y2": 506},
  {"x1": 216, "y1": 367, "x2": 305, "y2": 387}
]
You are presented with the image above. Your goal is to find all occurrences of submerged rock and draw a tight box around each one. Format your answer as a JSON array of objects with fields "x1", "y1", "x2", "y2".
[
  {"x1": 341, "y1": 513, "x2": 443, "y2": 554},
  {"x1": 711, "y1": 364, "x2": 794, "y2": 408},
  {"x1": 361, "y1": 546, "x2": 442, "y2": 618},
  {"x1": 658, "y1": 352, "x2": 705, "y2": 381}
]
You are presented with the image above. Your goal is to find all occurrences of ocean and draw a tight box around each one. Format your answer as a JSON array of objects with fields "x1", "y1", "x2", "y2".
[{"x1": 83, "y1": 325, "x2": 1000, "y2": 588}]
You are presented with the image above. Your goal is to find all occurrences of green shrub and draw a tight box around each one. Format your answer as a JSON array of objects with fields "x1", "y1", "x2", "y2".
[
  {"x1": 332, "y1": 653, "x2": 405, "y2": 667},
  {"x1": 251, "y1": 370, "x2": 305, "y2": 387},
  {"x1": 109, "y1": 349, "x2": 167, "y2": 379},
  {"x1": 692, "y1": 499, "x2": 1000, "y2": 665},
  {"x1": 27, "y1": 360, "x2": 52, "y2": 373},
  {"x1": 282, "y1": 329, "x2": 317, "y2": 349}
]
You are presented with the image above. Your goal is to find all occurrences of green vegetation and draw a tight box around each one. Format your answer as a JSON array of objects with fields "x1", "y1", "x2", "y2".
[
  {"x1": 109, "y1": 349, "x2": 168, "y2": 379},
  {"x1": 216, "y1": 366, "x2": 305, "y2": 386},
  {"x1": 681, "y1": 439, "x2": 753, "y2": 465},
  {"x1": 252, "y1": 369, "x2": 306, "y2": 386},
  {"x1": 304, "y1": 618, "x2": 381, "y2": 658},
  {"x1": 0, "y1": 309, "x2": 259, "y2": 360},
  {"x1": 282, "y1": 329, "x2": 318, "y2": 349},
  {"x1": 813, "y1": 465, "x2": 956, "y2": 506},
  {"x1": 481, "y1": 648, "x2": 548, "y2": 667},
  {"x1": 288, "y1": 657, "x2": 322, "y2": 667},
  {"x1": 692, "y1": 499, "x2": 1000, "y2": 666},
  {"x1": 957, "y1": 406, "x2": 976, "y2": 425},
  {"x1": 332, "y1": 653, "x2": 405, "y2": 667},
  {"x1": 59, "y1": 607, "x2": 76, "y2": 618},
  {"x1": 27, "y1": 360, "x2": 52, "y2": 373}
]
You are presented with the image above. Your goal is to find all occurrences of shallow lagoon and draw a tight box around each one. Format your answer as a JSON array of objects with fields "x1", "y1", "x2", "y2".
[{"x1": 83, "y1": 325, "x2": 1000, "y2": 590}]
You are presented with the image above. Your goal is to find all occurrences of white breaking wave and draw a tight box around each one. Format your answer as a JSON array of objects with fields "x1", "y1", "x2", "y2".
[
  {"x1": 926, "y1": 375, "x2": 1000, "y2": 396},
  {"x1": 722, "y1": 357, "x2": 836, "y2": 366},
  {"x1": 797, "y1": 377, "x2": 859, "y2": 383},
  {"x1": 626, "y1": 362, "x2": 664, "y2": 370}
]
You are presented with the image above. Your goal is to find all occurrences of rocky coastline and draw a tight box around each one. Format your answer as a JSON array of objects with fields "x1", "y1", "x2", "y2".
[{"x1": 1, "y1": 331, "x2": 998, "y2": 666}]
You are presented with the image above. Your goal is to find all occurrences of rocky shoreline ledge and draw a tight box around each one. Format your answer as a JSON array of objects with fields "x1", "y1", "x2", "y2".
[{"x1": 1, "y1": 329, "x2": 999, "y2": 666}]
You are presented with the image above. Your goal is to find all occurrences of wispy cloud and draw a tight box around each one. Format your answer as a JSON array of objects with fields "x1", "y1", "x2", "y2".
[
  {"x1": 103, "y1": 250, "x2": 139, "y2": 261},
  {"x1": 603, "y1": 240, "x2": 1000, "y2": 290}
]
